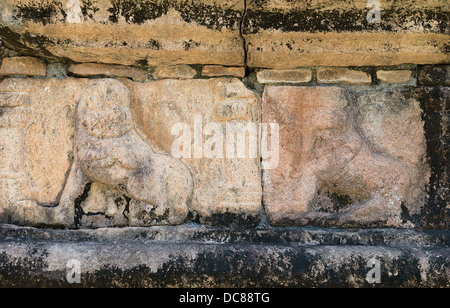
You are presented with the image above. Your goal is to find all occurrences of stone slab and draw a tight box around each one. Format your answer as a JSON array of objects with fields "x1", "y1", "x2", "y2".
[
  {"x1": 244, "y1": 0, "x2": 450, "y2": 68},
  {"x1": 377, "y1": 70, "x2": 413, "y2": 83},
  {"x1": 131, "y1": 78, "x2": 262, "y2": 227},
  {"x1": 68, "y1": 63, "x2": 148, "y2": 81},
  {"x1": 0, "y1": 224, "x2": 448, "y2": 288},
  {"x1": 0, "y1": 78, "x2": 88, "y2": 227},
  {"x1": 0, "y1": 0, "x2": 245, "y2": 67},
  {"x1": 256, "y1": 69, "x2": 312, "y2": 84},
  {"x1": 202, "y1": 65, "x2": 246, "y2": 78},
  {"x1": 0, "y1": 77, "x2": 262, "y2": 228},
  {"x1": 0, "y1": 56, "x2": 47, "y2": 76},
  {"x1": 153, "y1": 65, "x2": 197, "y2": 80},
  {"x1": 317, "y1": 67, "x2": 372, "y2": 84},
  {"x1": 416, "y1": 87, "x2": 449, "y2": 229},
  {"x1": 262, "y1": 86, "x2": 429, "y2": 228}
]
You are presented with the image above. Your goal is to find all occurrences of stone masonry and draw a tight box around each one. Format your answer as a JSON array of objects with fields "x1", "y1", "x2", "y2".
[{"x1": 0, "y1": 0, "x2": 448, "y2": 288}]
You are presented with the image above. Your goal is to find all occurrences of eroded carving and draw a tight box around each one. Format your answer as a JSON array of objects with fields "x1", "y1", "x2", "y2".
[{"x1": 55, "y1": 79, "x2": 194, "y2": 227}]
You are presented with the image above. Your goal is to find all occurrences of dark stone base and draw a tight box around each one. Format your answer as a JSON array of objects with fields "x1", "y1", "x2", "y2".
[{"x1": 0, "y1": 224, "x2": 448, "y2": 288}]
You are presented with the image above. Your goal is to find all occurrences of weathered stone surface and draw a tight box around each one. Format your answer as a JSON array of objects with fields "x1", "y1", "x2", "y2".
[
  {"x1": 202, "y1": 65, "x2": 246, "y2": 78},
  {"x1": 0, "y1": 0, "x2": 245, "y2": 67},
  {"x1": 47, "y1": 62, "x2": 69, "y2": 78},
  {"x1": 153, "y1": 65, "x2": 197, "y2": 80},
  {"x1": 416, "y1": 87, "x2": 449, "y2": 229},
  {"x1": 0, "y1": 78, "x2": 88, "y2": 227},
  {"x1": 419, "y1": 66, "x2": 450, "y2": 86},
  {"x1": 0, "y1": 224, "x2": 448, "y2": 288},
  {"x1": 69, "y1": 63, "x2": 148, "y2": 81},
  {"x1": 131, "y1": 78, "x2": 262, "y2": 227},
  {"x1": 377, "y1": 70, "x2": 413, "y2": 83},
  {"x1": 244, "y1": 0, "x2": 450, "y2": 69},
  {"x1": 0, "y1": 56, "x2": 47, "y2": 76},
  {"x1": 317, "y1": 67, "x2": 371, "y2": 84},
  {"x1": 262, "y1": 86, "x2": 429, "y2": 228},
  {"x1": 0, "y1": 41, "x2": 20, "y2": 58},
  {"x1": 256, "y1": 69, "x2": 312, "y2": 84},
  {"x1": 0, "y1": 77, "x2": 261, "y2": 228}
]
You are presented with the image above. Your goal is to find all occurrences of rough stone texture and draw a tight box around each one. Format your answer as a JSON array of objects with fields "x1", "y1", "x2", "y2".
[
  {"x1": 419, "y1": 65, "x2": 450, "y2": 86},
  {"x1": 131, "y1": 78, "x2": 262, "y2": 227},
  {"x1": 153, "y1": 65, "x2": 197, "y2": 80},
  {"x1": 0, "y1": 224, "x2": 448, "y2": 288},
  {"x1": 0, "y1": 78, "x2": 88, "y2": 227},
  {"x1": 0, "y1": 56, "x2": 47, "y2": 76},
  {"x1": 256, "y1": 69, "x2": 312, "y2": 84},
  {"x1": 244, "y1": 0, "x2": 450, "y2": 69},
  {"x1": 69, "y1": 63, "x2": 148, "y2": 81},
  {"x1": 0, "y1": 77, "x2": 261, "y2": 228},
  {"x1": 377, "y1": 70, "x2": 413, "y2": 83},
  {"x1": 0, "y1": 0, "x2": 245, "y2": 67},
  {"x1": 317, "y1": 67, "x2": 372, "y2": 85},
  {"x1": 202, "y1": 65, "x2": 246, "y2": 78},
  {"x1": 416, "y1": 87, "x2": 449, "y2": 229},
  {"x1": 262, "y1": 86, "x2": 429, "y2": 228},
  {"x1": 0, "y1": 40, "x2": 20, "y2": 58}
]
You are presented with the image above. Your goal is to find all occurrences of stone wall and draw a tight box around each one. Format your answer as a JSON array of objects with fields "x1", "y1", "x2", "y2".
[{"x1": 0, "y1": 0, "x2": 448, "y2": 288}]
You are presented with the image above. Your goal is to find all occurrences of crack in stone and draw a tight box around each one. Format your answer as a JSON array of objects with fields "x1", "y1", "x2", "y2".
[{"x1": 239, "y1": 0, "x2": 249, "y2": 74}]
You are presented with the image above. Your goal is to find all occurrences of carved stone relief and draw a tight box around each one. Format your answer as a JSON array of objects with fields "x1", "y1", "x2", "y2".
[{"x1": 262, "y1": 86, "x2": 429, "y2": 228}]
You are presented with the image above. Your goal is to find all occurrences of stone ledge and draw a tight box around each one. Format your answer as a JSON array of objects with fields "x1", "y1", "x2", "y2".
[
  {"x1": 68, "y1": 63, "x2": 148, "y2": 81},
  {"x1": 0, "y1": 225, "x2": 448, "y2": 288},
  {"x1": 153, "y1": 65, "x2": 198, "y2": 80},
  {"x1": 317, "y1": 67, "x2": 372, "y2": 84}
]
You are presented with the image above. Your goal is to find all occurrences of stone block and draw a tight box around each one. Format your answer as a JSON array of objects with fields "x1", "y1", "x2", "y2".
[
  {"x1": 419, "y1": 66, "x2": 450, "y2": 86},
  {"x1": 69, "y1": 63, "x2": 148, "y2": 81},
  {"x1": 256, "y1": 69, "x2": 312, "y2": 84},
  {"x1": 153, "y1": 65, "x2": 197, "y2": 80},
  {"x1": 0, "y1": 224, "x2": 448, "y2": 288},
  {"x1": 262, "y1": 86, "x2": 429, "y2": 228},
  {"x1": 317, "y1": 67, "x2": 371, "y2": 84},
  {"x1": 0, "y1": 77, "x2": 262, "y2": 228},
  {"x1": 377, "y1": 70, "x2": 413, "y2": 83},
  {"x1": 0, "y1": 0, "x2": 245, "y2": 67},
  {"x1": 202, "y1": 65, "x2": 246, "y2": 78},
  {"x1": 244, "y1": 0, "x2": 449, "y2": 68},
  {"x1": 131, "y1": 78, "x2": 262, "y2": 227},
  {"x1": 0, "y1": 56, "x2": 47, "y2": 76},
  {"x1": 0, "y1": 78, "x2": 88, "y2": 227},
  {"x1": 415, "y1": 87, "x2": 449, "y2": 229}
]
